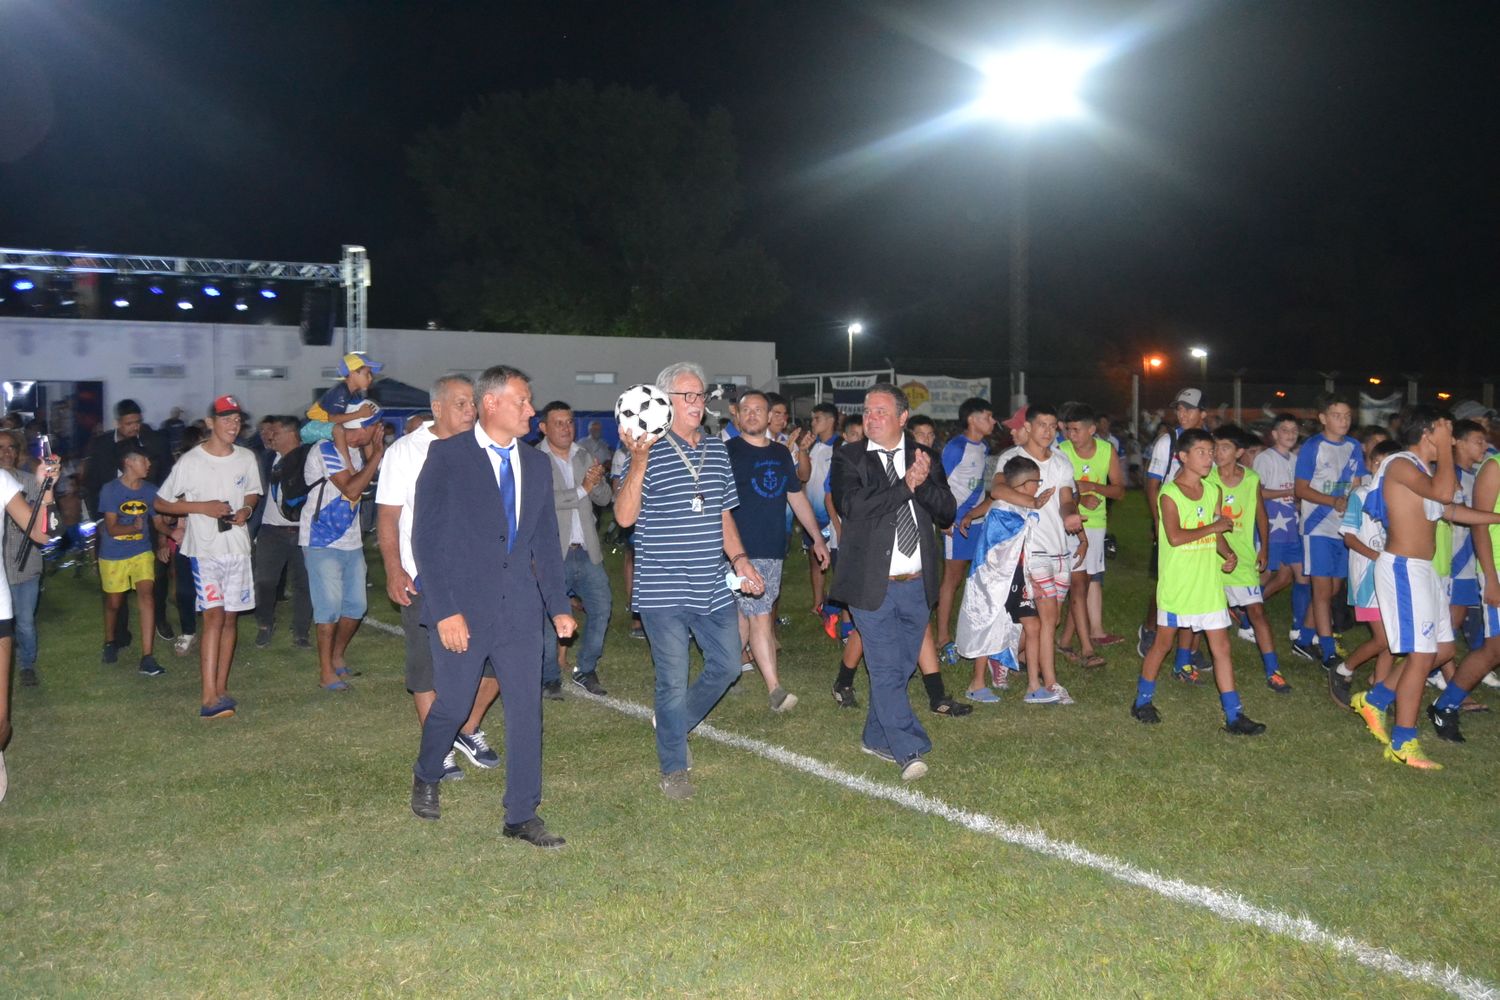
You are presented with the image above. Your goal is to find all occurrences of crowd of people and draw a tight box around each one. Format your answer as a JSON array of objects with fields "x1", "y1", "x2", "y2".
[{"x1": 3, "y1": 355, "x2": 1499, "y2": 819}]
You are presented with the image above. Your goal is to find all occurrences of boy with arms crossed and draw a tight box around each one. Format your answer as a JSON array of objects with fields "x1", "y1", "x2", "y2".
[{"x1": 1131, "y1": 429, "x2": 1266, "y2": 734}]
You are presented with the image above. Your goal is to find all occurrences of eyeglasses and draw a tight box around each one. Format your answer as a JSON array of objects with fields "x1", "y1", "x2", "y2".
[{"x1": 669, "y1": 391, "x2": 707, "y2": 404}]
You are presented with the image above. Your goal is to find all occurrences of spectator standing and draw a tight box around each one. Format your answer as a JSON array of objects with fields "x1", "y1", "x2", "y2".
[
  {"x1": 580, "y1": 419, "x2": 613, "y2": 468},
  {"x1": 252, "y1": 416, "x2": 312, "y2": 649},
  {"x1": 0, "y1": 431, "x2": 43, "y2": 687},
  {"x1": 536, "y1": 401, "x2": 613, "y2": 698},
  {"x1": 96, "y1": 445, "x2": 165, "y2": 676}
]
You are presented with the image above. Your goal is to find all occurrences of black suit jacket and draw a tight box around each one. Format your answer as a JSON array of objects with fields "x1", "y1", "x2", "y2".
[
  {"x1": 83, "y1": 426, "x2": 172, "y2": 516},
  {"x1": 827, "y1": 434, "x2": 956, "y2": 612},
  {"x1": 411, "y1": 430, "x2": 569, "y2": 638}
]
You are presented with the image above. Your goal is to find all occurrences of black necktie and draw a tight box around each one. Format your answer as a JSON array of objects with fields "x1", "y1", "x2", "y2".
[{"x1": 881, "y1": 449, "x2": 920, "y2": 557}]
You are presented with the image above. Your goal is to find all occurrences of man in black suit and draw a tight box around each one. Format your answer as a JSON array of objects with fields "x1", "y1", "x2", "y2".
[
  {"x1": 409, "y1": 365, "x2": 576, "y2": 848},
  {"x1": 828, "y1": 383, "x2": 955, "y2": 781}
]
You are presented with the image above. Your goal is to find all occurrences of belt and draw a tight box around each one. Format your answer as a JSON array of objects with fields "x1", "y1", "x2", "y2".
[
  {"x1": 265, "y1": 525, "x2": 298, "y2": 533},
  {"x1": 888, "y1": 571, "x2": 922, "y2": 582}
]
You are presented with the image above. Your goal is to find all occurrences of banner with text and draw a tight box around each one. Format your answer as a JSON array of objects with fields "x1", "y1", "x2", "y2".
[
  {"x1": 829, "y1": 374, "x2": 880, "y2": 414},
  {"x1": 896, "y1": 375, "x2": 994, "y2": 420}
]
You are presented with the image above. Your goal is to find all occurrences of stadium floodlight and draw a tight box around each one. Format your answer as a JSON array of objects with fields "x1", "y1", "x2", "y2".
[
  {"x1": 1189, "y1": 345, "x2": 1208, "y2": 382},
  {"x1": 977, "y1": 43, "x2": 1098, "y2": 126},
  {"x1": 846, "y1": 320, "x2": 864, "y2": 372}
]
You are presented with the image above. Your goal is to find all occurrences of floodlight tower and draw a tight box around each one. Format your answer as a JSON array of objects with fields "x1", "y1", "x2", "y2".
[{"x1": 978, "y1": 43, "x2": 1097, "y2": 410}]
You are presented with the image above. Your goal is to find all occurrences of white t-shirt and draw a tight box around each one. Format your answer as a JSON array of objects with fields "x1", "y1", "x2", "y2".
[
  {"x1": 299, "y1": 439, "x2": 365, "y2": 551},
  {"x1": 1147, "y1": 430, "x2": 1179, "y2": 482},
  {"x1": 996, "y1": 444, "x2": 1076, "y2": 556},
  {"x1": 0, "y1": 467, "x2": 19, "y2": 618},
  {"x1": 158, "y1": 444, "x2": 262, "y2": 558},
  {"x1": 373, "y1": 422, "x2": 437, "y2": 579}
]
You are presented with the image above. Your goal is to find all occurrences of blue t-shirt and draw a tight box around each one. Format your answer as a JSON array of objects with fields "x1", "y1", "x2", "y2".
[
  {"x1": 1295, "y1": 433, "x2": 1366, "y2": 538},
  {"x1": 726, "y1": 437, "x2": 802, "y2": 559},
  {"x1": 309, "y1": 383, "x2": 366, "y2": 422},
  {"x1": 624, "y1": 431, "x2": 740, "y2": 613},
  {"x1": 98, "y1": 478, "x2": 158, "y2": 560}
]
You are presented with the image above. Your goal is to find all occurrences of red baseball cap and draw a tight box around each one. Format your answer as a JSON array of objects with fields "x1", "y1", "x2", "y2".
[
  {"x1": 210, "y1": 394, "x2": 245, "y2": 418},
  {"x1": 1000, "y1": 405, "x2": 1028, "y2": 432}
]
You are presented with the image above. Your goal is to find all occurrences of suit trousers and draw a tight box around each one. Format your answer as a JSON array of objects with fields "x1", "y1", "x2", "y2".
[
  {"x1": 414, "y1": 623, "x2": 544, "y2": 826},
  {"x1": 850, "y1": 577, "x2": 932, "y2": 766}
]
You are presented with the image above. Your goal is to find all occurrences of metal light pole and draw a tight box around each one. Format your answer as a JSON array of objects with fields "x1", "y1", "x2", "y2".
[{"x1": 846, "y1": 321, "x2": 864, "y2": 372}]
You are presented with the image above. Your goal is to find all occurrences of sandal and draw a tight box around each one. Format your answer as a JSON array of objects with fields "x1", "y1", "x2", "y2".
[
  {"x1": 1081, "y1": 654, "x2": 1107, "y2": 668},
  {"x1": 930, "y1": 697, "x2": 973, "y2": 717},
  {"x1": 1056, "y1": 644, "x2": 1082, "y2": 664}
]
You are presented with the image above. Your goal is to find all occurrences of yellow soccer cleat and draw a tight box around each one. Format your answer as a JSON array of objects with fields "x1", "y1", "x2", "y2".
[
  {"x1": 1349, "y1": 691, "x2": 1390, "y2": 746},
  {"x1": 1384, "y1": 738, "x2": 1443, "y2": 771}
]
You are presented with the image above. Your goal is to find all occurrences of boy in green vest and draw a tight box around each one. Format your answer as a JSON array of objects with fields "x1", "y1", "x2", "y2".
[
  {"x1": 1208, "y1": 426, "x2": 1291, "y2": 693},
  {"x1": 1057, "y1": 403, "x2": 1125, "y2": 664},
  {"x1": 1132, "y1": 428, "x2": 1266, "y2": 734}
]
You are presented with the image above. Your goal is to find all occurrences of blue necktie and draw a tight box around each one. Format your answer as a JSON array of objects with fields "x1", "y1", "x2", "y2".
[{"x1": 492, "y1": 444, "x2": 517, "y2": 553}]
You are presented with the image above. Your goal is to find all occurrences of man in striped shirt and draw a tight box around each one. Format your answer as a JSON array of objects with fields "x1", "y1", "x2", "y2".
[{"x1": 614, "y1": 362, "x2": 766, "y2": 802}]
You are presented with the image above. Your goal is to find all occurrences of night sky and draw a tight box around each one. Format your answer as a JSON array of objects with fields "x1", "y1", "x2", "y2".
[{"x1": 2, "y1": 0, "x2": 1496, "y2": 391}]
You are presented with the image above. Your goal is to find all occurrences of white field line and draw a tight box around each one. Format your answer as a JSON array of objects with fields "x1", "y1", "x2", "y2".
[{"x1": 365, "y1": 617, "x2": 1497, "y2": 1000}]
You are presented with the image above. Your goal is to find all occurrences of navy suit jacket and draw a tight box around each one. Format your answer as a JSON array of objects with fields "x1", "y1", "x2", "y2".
[{"x1": 412, "y1": 430, "x2": 569, "y2": 637}]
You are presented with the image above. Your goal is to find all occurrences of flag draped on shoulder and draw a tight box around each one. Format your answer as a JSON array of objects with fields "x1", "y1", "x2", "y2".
[{"x1": 956, "y1": 506, "x2": 1028, "y2": 665}]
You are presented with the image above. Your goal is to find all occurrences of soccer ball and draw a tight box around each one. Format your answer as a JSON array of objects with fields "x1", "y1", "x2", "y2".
[{"x1": 615, "y1": 383, "x2": 673, "y2": 439}]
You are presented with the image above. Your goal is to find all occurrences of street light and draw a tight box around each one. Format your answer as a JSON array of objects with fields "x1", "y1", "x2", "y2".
[
  {"x1": 846, "y1": 321, "x2": 864, "y2": 372},
  {"x1": 978, "y1": 42, "x2": 1100, "y2": 410},
  {"x1": 1189, "y1": 345, "x2": 1208, "y2": 384}
]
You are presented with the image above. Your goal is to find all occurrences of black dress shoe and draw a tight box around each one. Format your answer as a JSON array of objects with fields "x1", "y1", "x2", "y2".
[
  {"x1": 502, "y1": 816, "x2": 566, "y2": 849},
  {"x1": 410, "y1": 776, "x2": 440, "y2": 820}
]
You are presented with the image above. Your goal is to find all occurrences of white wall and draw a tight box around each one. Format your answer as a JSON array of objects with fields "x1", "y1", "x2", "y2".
[{"x1": 0, "y1": 317, "x2": 778, "y2": 423}]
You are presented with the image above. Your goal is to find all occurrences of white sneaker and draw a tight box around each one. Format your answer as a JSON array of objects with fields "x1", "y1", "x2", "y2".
[
  {"x1": 1288, "y1": 628, "x2": 1300, "y2": 643},
  {"x1": 1426, "y1": 671, "x2": 1448, "y2": 691},
  {"x1": 1236, "y1": 626, "x2": 1257, "y2": 643},
  {"x1": 900, "y1": 758, "x2": 928, "y2": 781},
  {"x1": 1482, "y1": 671, "x2": 1500, "y2": 690},
  {"x1": 1050, "y1": 683, "x2": 1076, "y2": 706},
  {"x1": 173, "y1": 634, "x2": 197, "y2": 656}
]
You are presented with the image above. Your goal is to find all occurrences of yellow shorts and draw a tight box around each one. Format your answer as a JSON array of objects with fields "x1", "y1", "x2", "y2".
[{"x1": 100, "y1": 551, "x2": 157, "y2": 594}]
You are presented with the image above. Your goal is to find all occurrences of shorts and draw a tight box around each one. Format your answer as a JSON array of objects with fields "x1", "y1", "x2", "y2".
[
  {"x1": 1303, "y1": 535, "x2": 1348, "y2": 579},
  {"x1": 945, "y1": 522, "x2": 980, "y2": 561},
  {"x1": 100, "y1": 550, "x2": 157, "y2": 594},
  {"x1": 1006, "y1": 558, "x2": 1036, "y2": 620},
  {"x1": 1024, "y1": 552, "x2": 1071, "y2": 601},
  {"x1": 300, "y1": 420, "x2": 334, "y2": 445},
  {"x1": 1355, "y1": 605, "x2": 1382, "y2": 623},
  {"x1": 1078, "y1": 527, "x2": 1106, "y2": 577},
  {"x1": 0, "y1": 617, "x2": 11, "y2": 638},
  {"x1": 1224, "y1": 584, "x2": 1264, "y2": 607},
  {"x1": 1266, "y1": 540, "x2": 1302, "y2": 573},
  {"x1": 1157, "y1": 608, "x2": 1233, "y2": 631},
  {"x1": 735, "y1": 558, "x2": 783, "y2": 617},
  {"x1": 401, "y1": 593, "x2": 493, "y2": 693},
  {"x1": 189, "y1": 553, "x2": 255, "y2": 613},
  {"x1": 1375, "y1": 553, "x2": 1453, "y2": 655},
  {"x1": 1451, "y1": 577, "x2": 1480, "y2": 608},
  {"x1": 305, "y1": 546, "x2": 368, "y2": 623}
]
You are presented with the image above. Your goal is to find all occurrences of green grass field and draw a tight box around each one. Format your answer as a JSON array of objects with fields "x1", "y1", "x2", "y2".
[{"x1": 3, "y1": 493, "x2": 1497, "y2": 998}]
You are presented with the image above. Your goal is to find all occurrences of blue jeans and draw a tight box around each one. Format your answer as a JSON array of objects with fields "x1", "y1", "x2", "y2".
[
  {"x1": 304, "y1": 546, "x2": 368, "y2": 624},
  {"x1": 641, "y1": 602, "x2": 742, "y2": 775},
  {"x1": 9, "y1": 576, "x2": 40, "y2": 669},
  {"x1": 542, "y1": 548, "x2": 613, "y2": 684},
  {"x1": 850, "y1": 578, "x2": 932, "y2": 766}
]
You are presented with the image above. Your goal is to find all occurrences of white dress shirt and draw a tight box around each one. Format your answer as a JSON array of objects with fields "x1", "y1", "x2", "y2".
[
  {"x1": 868, "y1": 438, "x2": 923, "y2": 577},
  {"x1": 475, "y1": 423, "x2": 522, "y2": 522}
]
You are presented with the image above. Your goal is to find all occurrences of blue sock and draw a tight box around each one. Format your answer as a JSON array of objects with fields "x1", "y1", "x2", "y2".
[
  {"x1": 1365, "y1": 682, "x2": 1396, "y2": 710},
  {"x1": 1134, "y1": 677, "x2": 1156, "y2": 709},
  {"x1": 1292, "y1": 583, "x2": 1312, "y2": 641},
  {"x1": 1261, "y1": 651, "x2": 1280, "y2": 678},
  {"x1": 1390, "y1": 725, "x2": 1418, "y2": 750},
  {"x1": 1434, "y1": 683, "x2": 1472, "y2": 712},
  {"x1": 1318, "y1": 634, "x2": 1336, "y2": 660},
  {"x1": 1174, "y1": 647, "x2": 1194, "y2": 671},
  {"x1": 1220, "y1": 690, "x2": 1243, "y2": 724}
]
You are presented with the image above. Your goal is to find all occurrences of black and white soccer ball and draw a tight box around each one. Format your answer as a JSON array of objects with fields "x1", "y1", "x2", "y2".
[{"x1": 615, "y1": 383, "x2": 673, "y2": 439}]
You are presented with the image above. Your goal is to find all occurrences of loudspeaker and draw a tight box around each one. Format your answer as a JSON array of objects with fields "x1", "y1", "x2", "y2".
[{"x1": 299, "y1": 285, "x2": 336, "y2": 346}]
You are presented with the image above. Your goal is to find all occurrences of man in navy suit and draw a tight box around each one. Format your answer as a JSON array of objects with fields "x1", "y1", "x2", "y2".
[{"x1": 409, "y1": 365, "x2": 577, "y2": 848}]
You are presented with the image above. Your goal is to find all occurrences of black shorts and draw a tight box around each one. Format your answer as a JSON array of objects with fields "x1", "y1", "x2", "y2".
[
  {"x1": 1005, "y1": 560, "x2": 1036, "y2": 620},
  {"x1": 0, "y1": 617, "x2": 13, "y2": 639},
  {"x1": 401, "y1": 593, "x2": 493, "y2": 693}
]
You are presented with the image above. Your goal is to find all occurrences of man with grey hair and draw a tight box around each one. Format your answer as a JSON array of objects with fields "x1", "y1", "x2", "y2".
[
  {"x1": 377, "y1": 374, "x2": 502, "y2": 781},
  {"x1": 828, "y1": 382, "x2": 955, "y2": 781},
  {"x1": 615, "y1": 361, "x2": 765, "y2": 801}
]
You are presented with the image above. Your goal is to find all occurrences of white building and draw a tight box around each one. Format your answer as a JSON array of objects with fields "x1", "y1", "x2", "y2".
[{"x1": 0, "y1": 316, "x2": 777, "y2": 425}]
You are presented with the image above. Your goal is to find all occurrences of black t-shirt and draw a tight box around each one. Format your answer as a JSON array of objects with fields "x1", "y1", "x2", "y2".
[{"x1": 725, "y1": 437, "x2": 802, "y2": 559}]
